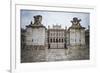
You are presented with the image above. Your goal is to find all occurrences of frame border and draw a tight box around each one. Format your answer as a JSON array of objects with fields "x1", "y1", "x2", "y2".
[{"x1": 11, "y1": 2, "x2": 96, "y2": 73}]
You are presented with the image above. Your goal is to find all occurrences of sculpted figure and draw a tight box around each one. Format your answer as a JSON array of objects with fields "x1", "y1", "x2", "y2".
[
  {"x1": 71, "y1": 17, "x2": 81, "y2": 25},
  {"x1": 33, "y1": 15, "x2": 42, "y2": 25}
]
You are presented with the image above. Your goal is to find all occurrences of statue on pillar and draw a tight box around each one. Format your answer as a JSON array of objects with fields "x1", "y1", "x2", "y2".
[
  {"x1": 31, "y1": 15, "x2": 42, "y2": 25},
  {"x1": 71, "y1": 17, "x2": 81, "y2": 25}
]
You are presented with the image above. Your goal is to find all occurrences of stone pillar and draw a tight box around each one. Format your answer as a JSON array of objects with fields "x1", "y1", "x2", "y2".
[{"x1": 25, "y1": 15, "x2": 47, "y2": 62}]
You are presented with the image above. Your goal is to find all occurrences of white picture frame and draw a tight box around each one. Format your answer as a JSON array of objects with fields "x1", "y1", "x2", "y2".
[{"x1": 11, "y1": 0, "x2": 96, "y2": 73}]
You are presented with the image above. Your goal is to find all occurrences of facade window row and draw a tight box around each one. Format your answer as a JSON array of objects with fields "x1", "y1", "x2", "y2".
[{"x1": 49, "y1": 38, "x2": 64, "y2": 43}]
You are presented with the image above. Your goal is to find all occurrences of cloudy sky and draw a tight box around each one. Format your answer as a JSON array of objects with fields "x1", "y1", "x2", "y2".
[{"x1": 20, "y1": 9, "x2": 90, "y2": 29}]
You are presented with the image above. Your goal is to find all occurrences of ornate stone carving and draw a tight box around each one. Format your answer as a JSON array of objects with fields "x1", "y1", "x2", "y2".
[
  {"x1": 71, "y1": 17, "x2": 81, "y2": 25},
  {"x1": 33, "y1": 15, "x2": 42, "y2": 25}
]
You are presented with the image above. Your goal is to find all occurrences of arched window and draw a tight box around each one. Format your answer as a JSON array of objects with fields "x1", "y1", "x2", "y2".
[
  {"x1": 50, "y1": 38, "x2": 52, "y2": 43},
  {"x1": 62, "y1": 39, "x2": 63, "y2": 42},
  {"x1": 56, "y1": 38, "x2": 58, "y2": 43}
]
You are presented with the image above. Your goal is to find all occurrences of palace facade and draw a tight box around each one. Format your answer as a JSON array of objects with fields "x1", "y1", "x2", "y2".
[
  {"x1": 48, "y1": 25, "x2": 66, "y2": 49},
  {"x1": 21, "y1": 15, "x2": 89, "y2": 62},
  {"x1": 24, "y1": 15, "x2": 86, "y2": 49}
]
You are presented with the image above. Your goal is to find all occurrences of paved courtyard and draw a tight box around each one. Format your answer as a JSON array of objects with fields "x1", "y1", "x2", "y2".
[
  {"x1": 21, "y1": 46, "x2": 89, "y2": 63},
  {"x1": 47, "y1": 49, "x2": 67, "y2": 61}
]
